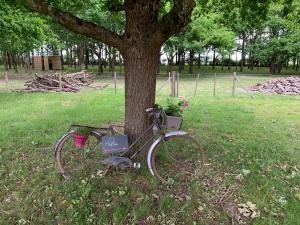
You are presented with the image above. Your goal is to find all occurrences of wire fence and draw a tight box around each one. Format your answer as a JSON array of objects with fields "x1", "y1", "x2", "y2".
[{"x1": 0, "y1": 70, "x2": 282, "y2": 97}]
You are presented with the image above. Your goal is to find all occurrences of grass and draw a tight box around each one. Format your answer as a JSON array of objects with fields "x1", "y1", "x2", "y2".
[{"x1": 0, "y1": 76, "x2": 300, "y2": 224}]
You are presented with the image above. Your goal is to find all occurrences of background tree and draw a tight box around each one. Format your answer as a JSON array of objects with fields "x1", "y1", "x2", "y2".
[{"x1": 0, "y1": 1, "x2": 55, "y2": 72}]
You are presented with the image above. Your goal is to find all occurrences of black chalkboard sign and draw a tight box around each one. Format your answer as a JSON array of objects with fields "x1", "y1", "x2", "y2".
[{"x1": 101, "y1": 135, "x2": 129, "y2": 155}]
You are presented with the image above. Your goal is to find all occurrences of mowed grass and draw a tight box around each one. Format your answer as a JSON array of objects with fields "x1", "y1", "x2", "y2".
[{"x1": 0, "y1": 77, "x2": 300, "y2": 224}]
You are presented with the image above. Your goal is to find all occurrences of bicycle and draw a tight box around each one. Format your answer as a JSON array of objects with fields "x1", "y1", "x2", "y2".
[{"x1": 54, "y1": 105, "x2": 205, "y2": 184}]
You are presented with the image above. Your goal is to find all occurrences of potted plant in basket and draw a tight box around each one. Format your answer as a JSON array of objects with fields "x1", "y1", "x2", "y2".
[
  {"x1": 72, "y1": 126, "x2": 92, "y2": 148},
  {"x1": 164, "y1": 98, "x2": 189, "y2": 130}
]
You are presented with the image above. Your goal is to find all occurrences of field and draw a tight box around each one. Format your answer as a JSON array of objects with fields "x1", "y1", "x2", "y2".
[{"x1": 0, "y1": 71, "x2": 300, "y2": 224}]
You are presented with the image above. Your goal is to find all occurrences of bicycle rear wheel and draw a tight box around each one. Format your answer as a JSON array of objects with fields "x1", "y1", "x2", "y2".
[
  {"x1": 55, "y1": 130, "x2": 107, "y2": 179},
  {"x1": 149, "y1": 134, "x2": 204, "y2": 184}
]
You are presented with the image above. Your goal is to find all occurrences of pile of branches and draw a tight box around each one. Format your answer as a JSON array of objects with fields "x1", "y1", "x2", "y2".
[
  {"x1": 247, "y1": 76, "x2": 300, "y2": 95},
  {"x1": 14, "y1": 71, "x2": 93, "y2": 93}
]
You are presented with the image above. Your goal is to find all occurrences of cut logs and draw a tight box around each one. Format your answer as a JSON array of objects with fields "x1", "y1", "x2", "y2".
[
  {"x1": 14, "y1": 71, "x2": 93, "y2": 93},
  {"x1": 247, "y1": 76, "x2": 300, "y2": 95}
]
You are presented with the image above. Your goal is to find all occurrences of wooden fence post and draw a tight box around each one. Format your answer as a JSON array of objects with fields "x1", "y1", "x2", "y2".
[
  {"x1": 176, "y1": 72, "x2": 179, "y2": 97},
  {"x1": 232, "y1": 72, "x2": 237, "y2": 96},
  {"x1": 194, "y1": 73, "x2": 200, "y2": 97},
  {"x1": 170, "y1": 71, "x2": 176, "y2": 97},
  {"x1": 114, "y1": 72, "x2": 117, "y2": 94},
  {"x1": 59, "y1": 70, "x2": 62, "y2": 92},
  {"x1": 4, "y1": 71, "x2": 8, "y2": 92},
  {"x1": 213, "y1": 72, "x2": 217, "y2": 96},
  {"x1": 170, "y1": 72, "x2": 173, "y2": 96}
]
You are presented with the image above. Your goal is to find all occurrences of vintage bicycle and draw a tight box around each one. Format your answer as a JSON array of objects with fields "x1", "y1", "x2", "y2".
[{"x1": 54, "y1": 105, "x2": 205, "y2": 184}]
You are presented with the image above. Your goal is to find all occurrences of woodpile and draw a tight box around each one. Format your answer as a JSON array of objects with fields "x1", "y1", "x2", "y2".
[
  {"x1": 247, "y1": 76, "x2": 300, "y2": 95},
  {"x1": 14, "y1": 71, "x2": 93, "y2": 93}
]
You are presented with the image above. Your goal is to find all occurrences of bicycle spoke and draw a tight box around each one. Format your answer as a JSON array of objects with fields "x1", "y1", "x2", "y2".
[
  {"x1": 151, "y1": 134, "x2": 204, "y2": 185},
  {"x1": 55, "y1": 131, "x2": 107, "y2": 179}
]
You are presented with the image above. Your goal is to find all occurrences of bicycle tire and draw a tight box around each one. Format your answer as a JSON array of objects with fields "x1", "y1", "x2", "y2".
[
  {"x1": 55, "y1": 130, "x2": 107, "y2": 179},
  {"x1": 149, "y1": 133, "x2": 205, "y2": 184}
]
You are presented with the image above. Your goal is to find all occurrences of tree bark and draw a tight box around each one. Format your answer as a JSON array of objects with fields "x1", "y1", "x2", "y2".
[
  {"x1": 60, "y1": 48, "x2": 64, "y2": 70},
  {"x1": 205, "y1": 51, "x2": 209, "y2": 66},
  {"x1": 2, "y1": 51, "x2": 9, "y2": 71},
  {"x1": 12, "y1": 54, "x2": 18, "y2": 73},
  {"x1": 167, "y1": 55, "x2": 173, "y2": 73},
  {"x1": 270, "y1": 54, "x2": 277, "y2": 74},
  {"x1": 123, "y1": 47, "x2": 159, "y2": 144},
  {"x1": 96, "y1": 45, "x2": 104, "y2": 76},
  {"x1": 221, "y1": 55, "x2": 224, "y2": 71},
  {"x1": 7, "y1": 53, "x2": 12, "y2": 69},
  {"x1": 189, "y1": 50, "x2": 194, "y2": 74},
  {"x1": 240, "y1": 33, "x2": 246, "y2": 72},
  {"x1": 197, "y1": 52, "x2": 201, "y2": 68},
  {"x1": 212, "y1": 49, "x2": 216, "y2": 69},
  {"x1": 178, "y1": 49, "x2": 184, "y2": 73},
  {"x1": 85, "y1": 46, "x2": 89, "y2": 70},
  {"x1": 26, "y1": 52, "x2": 31, "y2": 73},
  {"x1": 79, "y1": 44, "x2": 85, "y2": 71}
]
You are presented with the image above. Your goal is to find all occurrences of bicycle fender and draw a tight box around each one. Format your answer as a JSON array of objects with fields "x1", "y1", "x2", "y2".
[
  {"x1": 54, "y1": 131, "x2": 75, "y2": 158},
  {"x1": 147, "y1": 130, "x2": 187, "y2": 176}
]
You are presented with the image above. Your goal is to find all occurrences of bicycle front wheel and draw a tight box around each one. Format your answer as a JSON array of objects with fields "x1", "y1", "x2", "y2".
[
  {"x1": 55, "y1": 130, "x2": 107, "y2": 179},
  {"x1": 149, "y1": 134, "x2": 205, "y2": 184}
]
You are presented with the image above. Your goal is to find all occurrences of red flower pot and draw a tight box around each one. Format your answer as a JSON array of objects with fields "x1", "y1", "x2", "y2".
[{"x1": 73, "y1": 134, "x2": 88, "y2": 148}]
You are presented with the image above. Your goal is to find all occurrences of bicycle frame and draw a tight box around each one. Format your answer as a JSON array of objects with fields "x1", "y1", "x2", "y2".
[{"x1": 126, "y1": 122, "x2": 161, "y2": 160}]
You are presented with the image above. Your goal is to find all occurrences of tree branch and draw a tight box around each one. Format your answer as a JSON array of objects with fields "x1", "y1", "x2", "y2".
[
  {"x1": 25, "y1": 0, "x2": 124, "y2": 50},
  {"x1": 158, "y1": 0, "x2": 196, "y2": 42}
]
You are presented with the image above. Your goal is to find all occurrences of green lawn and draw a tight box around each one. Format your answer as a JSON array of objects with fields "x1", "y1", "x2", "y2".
[{"x1": 0, "y1": 77, "x2": 299, "y2": 224}]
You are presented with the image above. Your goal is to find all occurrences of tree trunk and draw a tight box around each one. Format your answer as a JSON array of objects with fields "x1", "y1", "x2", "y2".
[
  {"x1": 26, "y1": 52, "x2": 31, "y2": 73},
  {"x1": 221, "y1": 55, "x2": 224, "y2": 71},
  {"x1": 104, "y1": 46, "x2": 108, "y2": 69},
  {"x1": 270, "y1": 55, "x2": 277, "y2": 73},
  {"x1": 123, "y1": 47, "x2": 159, "y2": 146},
  {"x1": 235, "y1": 49, "x2": 238, "y2": 71},
  {"x1": 12, "y1": 54, "x2": 18, "y2": 73},
  {"x1": 167, "y1": 57, "x2": 173, "y2": 72},
  {"x1": 178, "y1": 49, "x2": 184, "y2": 73},
  {"x1": 96, "y1": 46, "x2": 103, "y2": 76},
  {"x1": 175, "y1": 47, "x2": 179, "y2": 65},
  {"x1": 189, "y1": 50, "x2": 194, "y2": 74},
  {"x1": 69, "y1": 46, "x2": 73, "y2": 67},
  {"x1": 240, "y1": 33, "x2": 246, "y2": 72},
  {"x1": 2, "y1": 51, "x2": 9, "y2": 71},
  {"x1": 60, "y1": 48, "x2": 64, "y2": 70},
  {"x1": 197, "y1": 52, "x2": 201, "y2": 68},
  {"x1": 7, "y1": 53, "x2": 12, "y2": 70},
  {"x1": 85, "y1": 46, "x2": 89, "y2": 70},
  {"x1": 228, "y1": 54, "x2": 231, "y2": 70},
  {"x1": 79, "y1": 44, "x2": 85, "y2": 71},
  {"x1": 212, "y1": 49, "x2": 216, "y2": 69}
]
